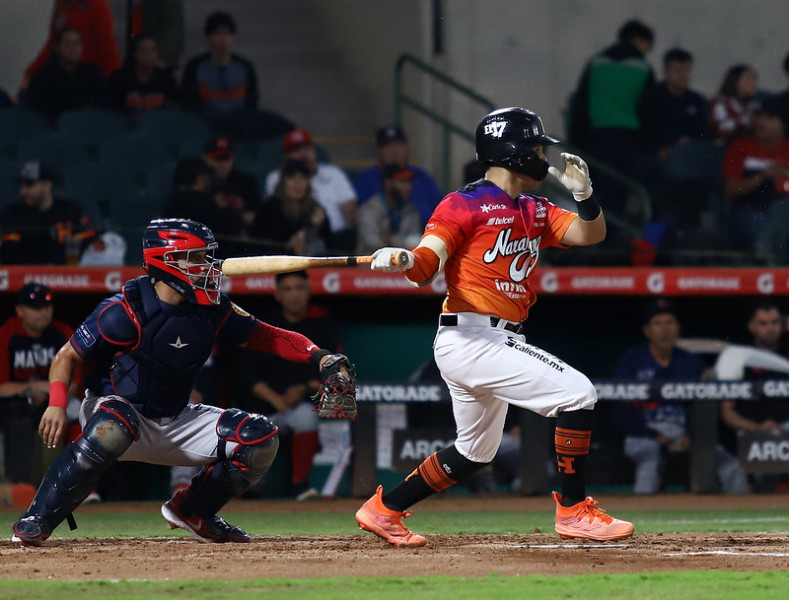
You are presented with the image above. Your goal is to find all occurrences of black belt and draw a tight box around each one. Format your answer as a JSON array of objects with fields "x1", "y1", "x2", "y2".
[{"x1": 439, "y1": 314, "x2": 523, "y2": 335}]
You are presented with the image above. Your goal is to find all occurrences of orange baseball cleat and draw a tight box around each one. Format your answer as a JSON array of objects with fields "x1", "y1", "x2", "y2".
[
  {"x1": 552, "y1": 491, "x2": 634, "y2": 541},
  {"x1": 355, "y1": 485, "x2": 427, "y2": 547}
]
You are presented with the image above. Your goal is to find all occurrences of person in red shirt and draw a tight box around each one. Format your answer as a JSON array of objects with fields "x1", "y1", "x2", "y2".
[
  {"x1": 23, "y1": 0, "x2": 120, "y2": 89},
  {"x1": 354, "y1": 107, "x2": 634, "y2": 547},
  {"x1": 722, "y1": 99, "x2": 789, "y2": 251},
  {"x1": 0, "y1": 284, "x2": 74, "y2": 498}
]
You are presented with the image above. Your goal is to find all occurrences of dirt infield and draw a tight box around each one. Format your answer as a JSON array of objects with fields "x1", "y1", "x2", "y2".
[{"x1": 1, "y1": 495, "x2": 788, "y2": 580}]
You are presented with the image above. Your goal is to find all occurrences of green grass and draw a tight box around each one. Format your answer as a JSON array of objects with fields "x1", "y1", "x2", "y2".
[
  {"x1": 1, "y1": 572, "x2": 789, "y2": 600},
  {"x1": 2, "y1": 506, "x2": 789, "y2": 599},
  {"x1": 2, "y1": 507, "x2": 788, "y2": 539}
]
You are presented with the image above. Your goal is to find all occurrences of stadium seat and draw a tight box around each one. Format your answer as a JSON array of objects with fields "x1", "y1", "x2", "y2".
[
  {"x1": 756, "y1": 200, "x2": 789, "y2": 264},
  {"x1": 108, "y1": 193, "x2": 165, "y2": 230},
  {"x1": 0, "y1": 161, "x2": 20, "y2": 209},
  {"x1": 143, "y1": 167, "x2": 174, "y2": 198},
  {"x1": 137, "y1": 110, "x2": 210, "y2": 145},
  {"x1": 98, "y1": 135, "x2": 174, "y2": 173},
  {"x1": 57, "y1": 109, "x2": 132, "y2": 146},
  {"x1": 63, "y1": 164, "x2": 138, "y2": 205},
  {"x1": 17, "y1": 134, "x2": 90, "y2": 173},
  {"x1": 0, "y1": 109, "x2": 50, "y2": 160},
  {"x1": 205, "y1": 109, "x2": 294, "y2": 142},
  {"x1": 664, "y1": 140, "x2": 725, "y2": 181}
]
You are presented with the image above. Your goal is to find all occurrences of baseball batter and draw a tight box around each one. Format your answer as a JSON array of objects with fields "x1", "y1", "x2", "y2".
[
  {"x1": 356, "y1": 107, "x2": 634, "y2": 546},
  {"x1": 11, "y1": 218, "x2": 353, "y2": 546}
]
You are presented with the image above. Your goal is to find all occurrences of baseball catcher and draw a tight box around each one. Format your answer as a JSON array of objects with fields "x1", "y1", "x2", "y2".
[{"x1": 313, "y1": 353, "x2": 357, "y2": 420}]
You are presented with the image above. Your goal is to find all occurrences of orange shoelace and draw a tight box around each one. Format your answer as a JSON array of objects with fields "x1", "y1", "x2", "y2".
[{"x1": 576, "y1": 497, "x2": 613, "y2": 525}]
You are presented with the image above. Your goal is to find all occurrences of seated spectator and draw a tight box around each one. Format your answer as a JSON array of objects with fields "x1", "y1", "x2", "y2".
[
  {"x1": 264, "y1": 128, "x2": 357, "y2": 251},
  {"x1": 356, "y1": 164, "x2": 422, "y2": 256},
  {"x1": 710, "y1": 64, "x2": 760, "y2": 145},
  {"x1": 23, "y1": 0, "x2": 120, "y2": 83},
  {"x1": 773, "y1": 52, "x2": 789, "y2": 137},
  {"x1": 615, "y1": 298, "x2": 747, "y2": 494},
  {"x1": 180, "y1": 11, "x2": 258, "y2": 114},
  {"x1": 353, "y1": 126, "x2": 443, "y2": 226},
  {"x1": 107, "y1": 35, "x2": 177, "y2": 121},
  {"x1": 234, "y1": 270, "x2": 342, "y2": 500},
  {"x1": 163, "y1": 156, "x2": 243, "y2": 256},
  {"x1": 202, "y1": 137, "x2": 262, "y2": 227},
  {"x1": 131, "y1": 0, "x2": 185, "y2": 71},
  {"x1": 716, "y1": 300, "x2": 789, "y2": 493},
  {"x1": 644, "y1": 48, "x2": 709, "y2": 163},
  {"x1": 24, "y1": 28, "x2": 107, "y2": 123},
  {"x1": 250, "y1": 159, "x2": 330, "y2": 255},
  {"x1": 722, "y1": 99, "x2": 789, "y2": 250},
  {"x1": 0, "y1": 161, "x2": 95, "y2": 265}
]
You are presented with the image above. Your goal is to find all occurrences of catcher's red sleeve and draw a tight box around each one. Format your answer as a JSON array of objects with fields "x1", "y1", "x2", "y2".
[
  {"x1": 244, "y1": 321, "x2": 319, "y2": 363},
  {"x1": 404, "y1": 246, "x2": 440, "y2": 284}
]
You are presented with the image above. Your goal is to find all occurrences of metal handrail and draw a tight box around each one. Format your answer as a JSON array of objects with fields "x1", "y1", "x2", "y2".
[
  {"x1": 395, "y1": 54, "x2": 494, "y2": 191},
  {"x1": 394, "y1": 53, "x2": 652, "y2": 234}
]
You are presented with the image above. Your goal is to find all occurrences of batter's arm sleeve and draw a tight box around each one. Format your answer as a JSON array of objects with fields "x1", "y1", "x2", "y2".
[{"x1": 403, "y1": 235, "x2": 447, "y2": 286}]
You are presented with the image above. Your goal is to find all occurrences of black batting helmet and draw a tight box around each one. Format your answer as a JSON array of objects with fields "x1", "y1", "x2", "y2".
[
  {"x1": 475, "y1": 107, "x2": 559, "y2": 180},
  {"x1": 143, "y1": 218, "x2": 223, "y2": 305}
]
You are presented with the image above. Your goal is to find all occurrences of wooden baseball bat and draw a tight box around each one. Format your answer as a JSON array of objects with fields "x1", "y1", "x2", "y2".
[{"x1": 220, "y1": 251, "x2": 411, "y2": 276}]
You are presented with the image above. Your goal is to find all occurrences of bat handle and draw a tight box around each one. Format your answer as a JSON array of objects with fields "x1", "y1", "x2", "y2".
[{"x1": 392, "y1": 250, "x2": 411, "y2": 267}]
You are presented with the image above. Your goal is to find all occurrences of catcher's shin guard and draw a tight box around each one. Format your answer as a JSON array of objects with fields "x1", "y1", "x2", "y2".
[
  {"x1": 16, "y1": 398, "x2": 139, "y2": 536},
  {"x1": 178, "y1": 409, "x2": 278, "y2": 518}
]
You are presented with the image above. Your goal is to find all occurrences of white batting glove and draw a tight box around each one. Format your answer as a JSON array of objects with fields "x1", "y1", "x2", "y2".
[
  {"x1": 548, "y1": 152, "x2": 593, "y2": 201},
  {"x1": 370, "y1": 247, "x2": 415, "y2": 272}
]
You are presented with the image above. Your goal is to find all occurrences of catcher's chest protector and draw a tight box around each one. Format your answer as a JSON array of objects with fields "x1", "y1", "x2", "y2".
[{"x1": 112, "y1": 277, "x2": 217, "y2": 417}]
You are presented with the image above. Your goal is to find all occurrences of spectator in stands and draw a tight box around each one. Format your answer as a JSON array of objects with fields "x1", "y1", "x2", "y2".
[
  {"x1": 773, "y1": 52, "x2": 789, "y2": 138},
  {"x1": 180, "y1": 11, "x2": 258, "y2": 114},
  {"x1": 643, "y1": 48, "x2": 709, "y2": 164},
  {"x1": 201, "y1": 136, "x2": 262, "y2": 228},
  {"x1": 710, "y1": 65, "x2": 760, "y2": 145},
  {"x1": 163, "y1": 156, "x2": 243, "y2": 256},
  {"x1": 265, "y1": 128, "x2": 357, "y2": 251},
  {"x1": 722, "y1": 99, "x2": 789, "y2": 251},
  {"x1": 356, "y1": 164, "x2": 423, "y2": 256},
  {"x1": 0, "y1": 161, "x2": 95, "y2": 265},
  {"x1": 129, "y1": 0, "x2": 185, "y2": 71},
  {"x1": 353, "y1": 126, "x2": 443, "y2": 226},
  {"x1": 250, "y1": 159, "x2": 330, "y2": 255},
  {"x1": 0, "y1": 284, "x2": 76, "y2": 504},
  {"x1": 717, "y1": 300, "x2": 789, "y2": 492},
  {"x1": 22, "y1": 0, "x2": 120, "y2": 90},
  {"x1": 107, "y1": 35, "x2": 177, "y2": 122},
  {"x1": 235, "y1": 270, "x2": 342, "y2": 500},
  {"x1": 568, "y1": 19, "x2": 655, "y2": 183},
  {"x1": 615, "y1": 298, "x2": 747, "y2": 494},
  {"x1": 24, "y1": 29, "x2": 107, "y2": 123}
]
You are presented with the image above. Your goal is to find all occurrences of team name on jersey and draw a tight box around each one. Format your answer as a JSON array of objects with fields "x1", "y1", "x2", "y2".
[
  {"x1": 14, "y1": 346, "x2": 56, "y2": 369},
  {"x1": 482, "y1": 228, "x2": 541, "y2": 282}
]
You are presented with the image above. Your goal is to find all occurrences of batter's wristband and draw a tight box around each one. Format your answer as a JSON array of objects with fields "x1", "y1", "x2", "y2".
[
  {"x1": 49, "y1": 381, "x2": 68, "y2": 410},
  {"x1": 576, "y1": 195, "x2": 602, "y2": 221}
]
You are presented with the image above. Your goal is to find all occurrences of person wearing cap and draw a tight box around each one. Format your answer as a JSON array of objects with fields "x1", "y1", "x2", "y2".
[
  {"x1": 355, "y1": 163, "x2": 422, "y2": 256},
  {"x1": 163, "y1": 156, "x2": 243, "y2": 255},
  {"x1": 264, "y1": 128, "x2": 358, "y2": 250},
  {"x1": 614, "y1": 299, "x2": 747, "y2": 494},
  {"x1": 180, "y1": 11, "x2": 258, "y2": 114},
  {"x1": 251, "y1": 160, "x2": 330, "y2": 255},
  {"x1": 354, "y1": 125, "x2": 444, "y2": 227},
  {"x1": 723, "y1": 97, "x2": 789, "y2": 252},
  {"x1": 0, "y1": 161, "x2": 96, "y2": 265},
  {"x1": 202, "y1": 136, "x2": 262, "y2": 228},
  {"x1": 0, "y1": 284, "x2": 76, "y2": 496}
]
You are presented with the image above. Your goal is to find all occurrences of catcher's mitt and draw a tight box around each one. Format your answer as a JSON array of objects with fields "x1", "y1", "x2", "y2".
[{"x1": 313, "y1": 353, "x2": 358, "y2": 420}]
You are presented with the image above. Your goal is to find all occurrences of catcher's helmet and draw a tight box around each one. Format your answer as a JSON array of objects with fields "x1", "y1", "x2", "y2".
[
  {"x1": 475, "y1": 107, "x2": 559, "y2": 180},
  {"x1": 143, "y1": 218, "x2": 223, "y2": 305}
]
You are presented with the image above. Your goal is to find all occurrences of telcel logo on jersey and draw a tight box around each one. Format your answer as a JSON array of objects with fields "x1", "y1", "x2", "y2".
[
  {"x1": 482, "y1": 228, "x2": 541, "y2": 282},
  {"x1": 486, "y1": 216, "x2": 514, "y2": 226}
]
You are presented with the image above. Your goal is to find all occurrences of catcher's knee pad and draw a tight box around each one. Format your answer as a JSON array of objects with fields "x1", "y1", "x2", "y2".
[
  {"x1": 217, "y1": 409, "x2": 279, "y2": 480},
  {"x1": 82, "y1": 398, "x2": 140, "y2": 460}
]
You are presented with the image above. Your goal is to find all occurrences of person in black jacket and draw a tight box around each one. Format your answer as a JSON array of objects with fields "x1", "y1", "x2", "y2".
[{"x1": 24, "y1": 28, "x2": 106, "y2": 123}]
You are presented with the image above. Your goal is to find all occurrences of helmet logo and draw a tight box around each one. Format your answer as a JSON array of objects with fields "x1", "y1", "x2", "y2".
[{"x1": 484, "y1": 121, "x2": 507, "y2": 138}]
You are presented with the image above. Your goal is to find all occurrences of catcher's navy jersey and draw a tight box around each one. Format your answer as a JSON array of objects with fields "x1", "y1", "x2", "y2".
[{"x1": 70, "y1": 276, "x2": 258, "y2": 417}]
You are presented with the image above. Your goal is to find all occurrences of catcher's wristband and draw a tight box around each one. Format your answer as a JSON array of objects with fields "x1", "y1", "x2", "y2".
[
  {"x1": 49, "y1": 380, "x2": 68, "y2": 409},
  {"x1": 576, "y1": 194, "x2": 601, "y2": 221},
  {"x1": 309, "y1": 349, "x2": 332, "y2": 367}
]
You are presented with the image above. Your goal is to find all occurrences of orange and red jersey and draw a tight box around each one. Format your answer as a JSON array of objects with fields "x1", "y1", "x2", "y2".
[{"x1": 422, "y1": 179, "x2": 576, "y2": 322}]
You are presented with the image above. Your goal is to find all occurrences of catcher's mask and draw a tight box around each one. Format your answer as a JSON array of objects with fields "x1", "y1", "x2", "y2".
[
  {"x1": 475, "y1": 107, "x2": 559, "y2": 181},
  {"x1": 143, "y1": 218, "x2": 223, "y2": 305}
]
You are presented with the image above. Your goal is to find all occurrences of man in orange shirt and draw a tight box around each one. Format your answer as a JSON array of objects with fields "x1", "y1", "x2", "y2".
[{"x1": 355, "y1": 107, "x2": 634, "y2": 547}]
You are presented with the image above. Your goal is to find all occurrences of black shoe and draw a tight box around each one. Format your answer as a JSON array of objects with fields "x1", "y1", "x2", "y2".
[{"x1": 12, "y1": 516, "x2": 52, "y2": 546}]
